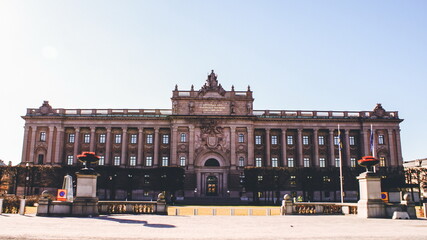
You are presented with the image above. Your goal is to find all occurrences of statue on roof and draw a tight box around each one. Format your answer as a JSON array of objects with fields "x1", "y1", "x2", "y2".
[{"x1": 198, "y1": 70, "x2": 226, "y2": 96}]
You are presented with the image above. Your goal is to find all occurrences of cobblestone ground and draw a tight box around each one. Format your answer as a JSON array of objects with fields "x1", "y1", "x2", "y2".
[{"x1": 0, "y1": 214, "x2": 426, "y2": 240}]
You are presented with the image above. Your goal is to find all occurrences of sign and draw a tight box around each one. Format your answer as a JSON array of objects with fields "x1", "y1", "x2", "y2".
[
  {"x1": 381, "y1": 192, "x2": 389, "y2": 202},
  {"x1": 57, "y1": 189, "x2": 67, "y2": 201}
]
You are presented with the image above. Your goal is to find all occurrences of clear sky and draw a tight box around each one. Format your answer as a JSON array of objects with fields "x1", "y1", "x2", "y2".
[{"x1": 1, "y1": 0, "x2": 426, "y2": 165}]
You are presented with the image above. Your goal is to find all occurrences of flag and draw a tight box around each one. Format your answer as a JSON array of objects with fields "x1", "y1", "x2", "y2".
[{"x1": 337, "y1": 125, "x2": 342, "y2": 151}]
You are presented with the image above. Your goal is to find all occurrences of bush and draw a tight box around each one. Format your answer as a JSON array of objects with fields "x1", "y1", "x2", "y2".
[{"x1": 2, "y1": 195, "x2": 20, "y2": 213}]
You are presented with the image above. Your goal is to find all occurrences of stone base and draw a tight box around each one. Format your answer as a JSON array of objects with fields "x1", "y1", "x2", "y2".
[
  {"x1": 71, "y1": 197, "x2": 99, "y2": 217},
  {"x1": 357, "y1": 199, "x2": 386, "y2": 218}
]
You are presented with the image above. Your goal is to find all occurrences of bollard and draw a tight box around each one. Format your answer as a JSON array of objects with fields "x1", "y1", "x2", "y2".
[
  {"x1": 0, "y1": 199, "x2": 3, "y2": 215},
  {"x1": 19, "y1": 199, "x2": 26, "y2": 215}
]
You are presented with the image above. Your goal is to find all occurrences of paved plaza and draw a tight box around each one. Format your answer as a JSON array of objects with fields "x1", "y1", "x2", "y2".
[{"x1": 0, "y1": 213, "x2": 426, "y2": 240}]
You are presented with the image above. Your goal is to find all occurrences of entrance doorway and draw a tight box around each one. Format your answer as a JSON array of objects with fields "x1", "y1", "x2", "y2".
[{"x1": 206, "y1": 176, "x2": 218, "y2": 196}]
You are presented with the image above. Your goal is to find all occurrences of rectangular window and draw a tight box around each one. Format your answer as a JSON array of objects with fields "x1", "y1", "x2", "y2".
[
  {"x1": 257, "y1": 175, "x2": 263, "y2": 182},
  {"x1": 318, "y1": 136, "x2": 325, "y2": 145},
  {"x1": 67, "y1": 155, "x2": 73, "y2": 165},
  {"x1": 99, "y1": 134, "x2": 106, "y2": 144},
  {"x1": 378, "y1": 135, "x2": 385, "y2": 145},
  {"x1": 129, "y1": 156, "x2": 136, "y2": 166},
  {"x1": 38, "y1": 154, "x2": 44, "y2": 164},
  {"x1": 68, "y1": 133, "x2": 75, "y2": 143},
  {"x1": 84, "y1": 134, "x2": 90, "y2": 143},
  {"x1": 238, "y1": 134, "x2": 244, "y2": 143},
  {"x1": 319, "y1": 157, "x2": 326, "y2": 168},
  {"x1": 287, "y1": 135, "x2": 293, "y2": 145},
  {"x1": 303, "y1": 157, "x2": 310, "y2": 167},
  {"x1": 334, "y1": 136, "x2": 340, "y2": 145},
  {"x1": 349, "y1": 136, "x2": 355, "y2": 145},
  {"x1": 146, "y1": 134, "x2": 153, "y2": 144},
  {"x1": 350, "y1": 157, "x2": 356, "y2": 167},
  {"x1": 40, "y1": 132, "x2": 46, "y2": 142},
  {"x1": 98, "y1": 156, "x2": 105, "y2": 165},
  {"x1": 180, "y1": 156, "x2": 186, "y2": 167},
  {"x1": 379, "y1": 157, "x2": 386, "y2": 167},
  {"x1": 255, "y1": 157, "x2": 262, "y2": 167},
  {"x1": 162, "y1": 135, "x2": 169, "y2": 144},
  {"x1": 130, "y1": 134, "x2": 137, "y2": 144},
  {"x1": 271, "y1": 135, "x2": 278, "y2": 145},
  {"x1": 180, "y1": 133, "x2": 187, "y2": 142},
  {"x1": 114, "y1": 156, "x2": 121, "y2": 166},
  {"x1": 288, "y1": 157, "x2": 294, "y2": 167},
  {"x1": 255, "y1": 135, "x2": 262, "y2": 145},
  {"x1": 335, "y1": 158, "x2": 340, "y2": 167},
  {"x1": 303, "y1": 136, "x2": 309, "y2": 145},
  {"x1": 162, "y1": 157, "x2": 169, "y2": 166},
  {"x1": 272, "y1": 157, "x2": 278, "y2": 167},
  {"x1": 115, "y1": 134, "x2": 122, "y2": 144},
  {"x1": 290, "y1": 175, "x2": 296, "y2": 185},
  {"x1": 239, "y1": 157, "x2": 245, "y2": 167},
  {"x1": 145, "y1": 156, "x2": 153, "y2": 167}
]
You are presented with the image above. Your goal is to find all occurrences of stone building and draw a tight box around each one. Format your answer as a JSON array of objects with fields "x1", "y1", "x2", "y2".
[{"x1": 20, "y1": 70, "x2": 403, "y2": 202}]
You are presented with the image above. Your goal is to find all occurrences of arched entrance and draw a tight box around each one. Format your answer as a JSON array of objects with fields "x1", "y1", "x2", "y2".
[{"x1": 206, "y1": 176, "x2": 218, "y2": 196}]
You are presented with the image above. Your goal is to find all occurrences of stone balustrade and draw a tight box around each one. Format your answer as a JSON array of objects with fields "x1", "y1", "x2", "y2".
[
  {"x1": 282, "y1": 201, "x2": 358, "y2": 215},
  {"x1": 98, "y1": 201, "x2": 166, "y2": 215}
]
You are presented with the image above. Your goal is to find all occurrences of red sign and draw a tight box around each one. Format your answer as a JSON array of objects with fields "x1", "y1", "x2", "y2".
[{"x1": 57, "y1": 189, "x2": 67, "y2": 201}]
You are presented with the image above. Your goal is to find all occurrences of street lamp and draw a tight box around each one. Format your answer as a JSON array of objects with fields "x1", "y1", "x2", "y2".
[{"x1": 24, "y1": 162, "x2": 30, "y2": 199}]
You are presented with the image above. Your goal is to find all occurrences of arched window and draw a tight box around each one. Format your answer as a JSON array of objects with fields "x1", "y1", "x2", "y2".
[{"x1": 204, "y1": 158, "x2": 220, "y2": 167}]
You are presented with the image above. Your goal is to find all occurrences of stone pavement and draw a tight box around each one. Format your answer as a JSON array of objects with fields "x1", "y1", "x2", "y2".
[{"x1": 0, "y1": 213, "x2": 426, "y2": 240}]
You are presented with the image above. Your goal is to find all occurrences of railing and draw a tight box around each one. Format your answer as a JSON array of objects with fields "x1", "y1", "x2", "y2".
[
  {"x1": 282, "y1": 202, "x2": 358, "y2": 215},
  {"x1": 253, "y1": 110, "x2": 399, "y2": 119},
  {"x1": 26, "y1": 108, "x2": 172, "y2": 117},
  {"x1": 98, "y1": 201, "x2": 164, "y2": 215}
]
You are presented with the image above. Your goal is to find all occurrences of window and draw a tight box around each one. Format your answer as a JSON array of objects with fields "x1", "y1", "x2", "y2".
[
  {"x1": 114, "y1": 156, "x2": 121, "y2": 166},
  {"x1": 350, "y1": 157, "x2": 356, "y2": 167},
  {"x1": 129, "y1": 156, "x2": 136, "y2": 166},
  {"x1": 98, "y1": 156, "x2": 105, "y2": 165},
  {"x1": 255, "y1": 135, "x2": 262, "y2": 145},
  {"x1": 67, "y1": 155, "x2": 73, "y2": 165},
  {"x1": 99, "y1": 134, "x2": 106, "y2": 144},
  {"x1": 378, "y1": 135, "x2": 385, "y2": 145},
  {"x1": 180, "y1": 156, "x2": 186, "y2": 167},
  {"x1": 271, "y1": 135, "x2": 278, "y2": 145},
  {"x1": 144, "y1": 174, "x2": 150, "y2": 184},
  {"x1": 319, "y1": 157, "x2": 326, "y2": 168},
  {"x1": 379, "y1": 157, "x2": 386, "y2": 167},
  {"x1": 303, "y1": 157, "x2": 310, "y2": 167},
  {"x1": 145, "y1": 156, "x2": 153, "y2": 167},
  {"x1": 255, "y1": 157, "x2": 262, "y2": 167},
  {"x1": 84, "y1": 134, "x2": 90, "y2": 143},
  {"x1": 238, "y1": 134, "x2": 244, "y2": 143},
  {"x1": 288, "y1": 157, "x2": 294, "y2": 167},
  {"x1": 303, "y1": 136, "x2": 309, "y2": 145},
  {"x1": 115, "y1": 134, "x2": 122, "y2": 144},
  {"x1": 323, "y1": 176, "x2": 331, "y2": 183},
  {"x1": 162, "y1": 134, "x2": 169, "y2": 144},
  {"x1": 335, "y1": 158, "x2": 340, "y2": 167},
  {"x1": 40, "y1": 132, "x2": 46, "y2": 142},
  {"x1": 290, "y1": 175, "x2": 296, "y2": 185},
  {"x1": 68, "y1": 133, "x2": 75, "y2": 143},
  {"x1": 130, "y1": 134, "x2": 137, "y2": 144},
  {"x1": 318, "y1": 136, "x2": 325, "y2": 145},
  {"x1": 238, "y1": 157, "x2": 244, "y2": 167},
  {"x1": 162, "y1": 157, "x2": 169, "y2": 166},
  {"x1": 180, "y1": 133, "x2": 187, "y2": 142},
  {"x1": 334, "y1": 136, "x2": 340, "y2": 145},
  {"x1": 287, "y1": 135, "x2": 293, "y2": 145},
  {"x1": 257, "y1": 175, "x2": 263, "y2": 182},
  {"x1": 146, "y1": 134, "x2": 153, "y2": 144},
  {"x1": 349, "y1": 136, "x2": 355, "y2": 145},
  {"x1": 272, "y1": 157, "x2": 278, "y2": 167},
  {"x1": 38, "y1": 154, "x2": 44, "y2": 164}
]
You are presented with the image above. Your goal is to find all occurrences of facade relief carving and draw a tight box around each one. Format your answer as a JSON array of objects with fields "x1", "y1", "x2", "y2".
[{"x1": 194, "y1": 119, "x2": 230, "y2": 159}]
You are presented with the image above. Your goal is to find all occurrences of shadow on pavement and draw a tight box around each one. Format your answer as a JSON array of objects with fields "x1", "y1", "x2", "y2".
[{"x1": 97, "y1": 216, "x2": 176, "y2": 228}]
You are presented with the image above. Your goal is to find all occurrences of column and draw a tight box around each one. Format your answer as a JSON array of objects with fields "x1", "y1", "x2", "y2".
[
  {"x1": 388, "y1": 129, "x2": 397, "y2": 166},
  {"x1": 281, "y1": 128, "x2": 287, "y2": 167},
  {"x1": 121, "y1": 127, "x2": 127, "y2": 166},
  {"x1": 313, "y1": 128, "x2": 319, "y2": 167},
  {"x1": 395, "y1": 129, "x2": 403, "y2": 165},
  {"x1": 105, "y1": 127, "x2": 112, "y2": 165},
  {"x1": 297, "y1": 129, "x2": 303, "y2": 167},
  {"x1": 73, "y1": 128, "x2": 80, "y2": 164},
  {"x1": 360, "y1": 129, "x2": 367, "y2": 157},
  {"x1": 90, "y1": 127, "x2": 96, "y2": 152},
  {"x1": 28, "y1": 127, "x2": 37, "y2": 164},
  {"x1": 137, "y1": 127, "x2": 144, "y2": 166},
  {"x1": 329, "y1": 129, "x2": 335, "y2": 166},
  {"x1": 171, "y1": 126, "x2": 178, "y2": 166},
  {"x1": 230, "y1": 126, "x2": 236, "y2": 168},
  {"x1": 154, "y1": 127, "x2": 159, "y2": 167},
  {"x1": 54, "y1": 127, "x2": 64, "y2": 165},
  {"x1": 189, "y1": 126, "x2": 195, "y2": 168},
  {"x1": 247, "y1": 126, "x2": 254, "y2": 166},
  {"x1": 265, "y1": 128, "x2": 271, "y2": 167},
  {"x1": 21, "y1": 126, "x2": 30, "y2": 163},
  {"x1": 46, "y1": 126, "x2": 55, "y2": 164},
  {"x1": 344, "y1": 129, "x2": 351, "y2": 167}
]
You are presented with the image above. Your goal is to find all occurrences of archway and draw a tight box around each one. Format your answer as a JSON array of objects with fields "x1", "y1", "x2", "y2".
[
  {"x1": 204, "y1": 158, "x2": 220, "y2": 167},
  {"x1": 206, "y1": 176, "x2": 218, "y2": 196}
]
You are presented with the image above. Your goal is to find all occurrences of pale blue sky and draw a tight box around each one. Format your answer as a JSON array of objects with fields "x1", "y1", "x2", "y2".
[{"x1": 1, "y1": 1, "x2": 426, "y2": 165}]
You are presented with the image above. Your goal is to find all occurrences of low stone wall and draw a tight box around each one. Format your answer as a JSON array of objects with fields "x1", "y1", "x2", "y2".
[
  {"x1": 283, "y1": 202, "x2": 358, "y2": 215},
  {"x1": 98, "y1": 201, "x2": 166, "y2": 215}
]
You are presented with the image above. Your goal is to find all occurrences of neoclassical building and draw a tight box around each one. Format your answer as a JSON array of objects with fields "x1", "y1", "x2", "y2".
[{"x1": 20, "y1": 70, "x2": 403, "y2": 201}]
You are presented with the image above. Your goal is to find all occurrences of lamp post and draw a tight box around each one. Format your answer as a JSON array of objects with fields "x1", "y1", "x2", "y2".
[{"x1": 24, "y1": 163, "x2": 30, "y2": 199}]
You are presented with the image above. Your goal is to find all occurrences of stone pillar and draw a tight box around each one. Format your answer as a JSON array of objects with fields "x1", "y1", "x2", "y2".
[
  {"x1": 121, "y1": 128, "x2": 127, "y2": 166},
  {"x1": 21, "y1": 126, "x2": 30, "y2": 164},
  {"x1": 73, "y1": 128, "x2": 80, "y2": 164},
  {"x1": 395, "y1": 129, "x2": 403, "y2": 165},
  {"x1": 230, "y1": 126, "x2": 236, "y2": 168},
  {"x1": 171, "y1": 126, "x2": 178, "y2": 166},
  {"x1": 388, "y1": 129, "x2": 397, "y2": 166},
  {"x1": 329, "y1": 129, "x2": 335, "y2": 166},
  {"x1": 344, "y1": 129, "x2": 350, "y2": 167},
  {"x1": 154, "y1": 127, "x2": 160, "y2": 167},
  {"x1": 281, "y1": 129, "x2": 287, "y2": 167},
  {"x1": 72, "y1": 171, "x2": 100, "y2": 217},
  {"x1": 54, "y1": 127, "x2": 64, "y2": 165},
  {"x1": 0, "y1": 198, "x2": 3, "y2": 215},
  {"x1": 90, "y1": 127, "x2": 96, "y2": 152},
  {"x1": 357, "y1": 172, "x2": 386, "y2": 218},
  {"x1": 105, "y1": 127, "x2": 112, "y2": 165},
  {"x1": 29, "y1": 127, "x2": 37, "y2": 164},
  {"x1": 189, "y1": 126, "x2": 195, "y2": 169},
  {"x1": 297, "y1": 129, "x2": 303, "y2": 167},
  {"x1": 137, "y1": 127, "x2": 144, "y2": 166},
  {"x1": 266, "y1": 128, "x2": 271, "y2": 167},
  {"x1": 46, "y1": 126, "x2": 55, "y2": 164},
  {"x1": 280, "y1": 194, "x2": 294, "y2": 215},
  {"x1": 360, "y1": 128, "x2": 367, "y2": 157},
  {"x1": 313, "y1": 128, "x2": 319, "y2": 167},
  {"x1": 247, "y1": 126, "x2": 254, "y2": 166}
]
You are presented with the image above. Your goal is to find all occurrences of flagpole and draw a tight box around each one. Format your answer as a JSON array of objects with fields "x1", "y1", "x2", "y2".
[
  {"x1": 338, "y1": 124, "x2": 344, "y2": 203},
  {"x1": 371, "y1": 124, "x2": 376, "y2": 173}
]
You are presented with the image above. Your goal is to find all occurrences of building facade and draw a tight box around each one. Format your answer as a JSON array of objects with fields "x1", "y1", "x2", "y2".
[{"x1": 20, "y1": 71, "x2": 404, "y2": 202}]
